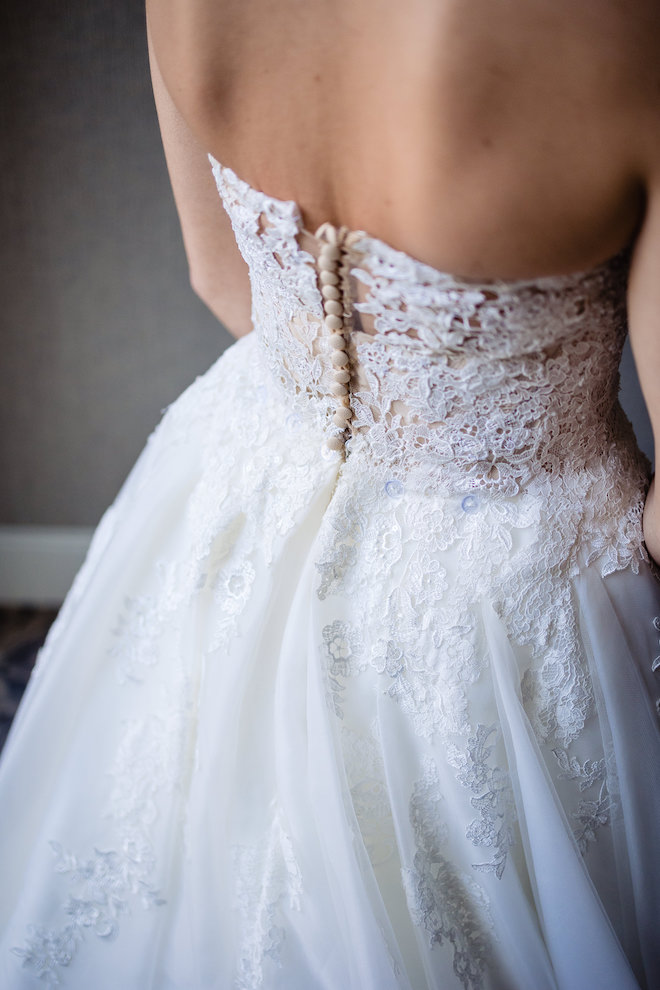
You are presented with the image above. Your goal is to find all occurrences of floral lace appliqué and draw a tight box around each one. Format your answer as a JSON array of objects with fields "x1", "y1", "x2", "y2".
[
  {"x1": 232, "y1": 815, "x2": 303, "y2": 990},
  {"x1": 12, "y1": 710, "x2": 186, "y2": 986},
  {"x1": 321, "y1": 619, "x2": 365, "y2": 719},
  {"x1": 447, "y1": 725, "x2": 517, "y2": 879},
  {"x1": 552, "y1": 748, "x2": 613, "y2": 854},
  {"x1": 12, "y1": 843, "x2": 165, "y2": 986},
  {"x1": 402, "y1": 758, "x2": 494, "y2": 990}
]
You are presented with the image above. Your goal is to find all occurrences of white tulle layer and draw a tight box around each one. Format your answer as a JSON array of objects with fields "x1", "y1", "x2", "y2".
[{"x1": 1, "y1": 334, "x2": 659, "y2": 990}]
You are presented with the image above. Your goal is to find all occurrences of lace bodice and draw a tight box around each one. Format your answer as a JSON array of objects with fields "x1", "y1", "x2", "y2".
[{"x1": 210, "y1": 157, "x2": 645, "y2": 500}]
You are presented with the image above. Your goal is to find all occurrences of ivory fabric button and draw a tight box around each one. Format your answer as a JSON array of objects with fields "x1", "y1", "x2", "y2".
[
  {"x1": 324, "y1": 315, "x2": 343, "y2": 331},
  {"x1": 332, "y1": 350, "x2": 349, "y2": 368},
  {"x1": 320, "y1": 244, "x2": 340, "y2": 263},
  {"x1": 333, "y1": 408, "x2": 352, "y2": 427}
]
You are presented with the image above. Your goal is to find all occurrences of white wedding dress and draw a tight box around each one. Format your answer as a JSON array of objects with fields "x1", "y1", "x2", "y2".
[{"x1": 1, "y1": 156, "x2": 659, "y2": 990}]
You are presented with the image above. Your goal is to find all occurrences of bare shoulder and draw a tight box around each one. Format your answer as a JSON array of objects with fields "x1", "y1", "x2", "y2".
[{"x1": 145, "y1": 0, "x2": 279, "y2": 129}]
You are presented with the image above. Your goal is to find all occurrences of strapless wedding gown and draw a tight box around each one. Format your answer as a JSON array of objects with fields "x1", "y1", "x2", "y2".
[{"x1": 1, "y1": 156, "x2": 659, "y2": 990}]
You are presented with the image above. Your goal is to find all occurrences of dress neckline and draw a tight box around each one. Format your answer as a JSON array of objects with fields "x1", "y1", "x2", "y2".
[{"x1": 209, "y1": 154, "x2": 633, "y2": 291}]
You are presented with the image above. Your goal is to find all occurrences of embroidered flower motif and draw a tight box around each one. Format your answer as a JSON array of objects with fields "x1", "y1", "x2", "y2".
[
  {"x1": 321, "y1": 620, "x2": 364, "y2": 717},
  {"x1": 447, "y1": 725, "x2": 517, "y2": 880},
  {"x1": 552, "y1": 749, "x2": 606, "y2": 792},
  {"x1": 12, "y1": 711, "x2": 183, "y2": 986},
  {"x1": 552, "y1": 748, "x2": 613, "y2": 853},
  {"x1": 403, "y1": 758, "x2": 495, "y2": 990},
  {"x1": 572, "y1": 794, "x2": 612, "y2": 855},
  {"x1": 232, "y1": 815, "x2": 302, "y2": 990}
]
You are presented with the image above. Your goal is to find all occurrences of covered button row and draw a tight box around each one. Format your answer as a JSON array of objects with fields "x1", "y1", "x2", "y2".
[{"x1": 318, "y1": 230, "x2": 353, "y2": 451}]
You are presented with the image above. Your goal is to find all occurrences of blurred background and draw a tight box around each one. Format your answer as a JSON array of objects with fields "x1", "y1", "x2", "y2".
[
  {"x1": 0, "y1": 1, "x2": 234, "y2": 737},
  {"x1": 0, "y1": 0, "x2": 232, "y2": 603},
  {"x1": 0, "y1": 2, "x2": 654, "y2": 734}
]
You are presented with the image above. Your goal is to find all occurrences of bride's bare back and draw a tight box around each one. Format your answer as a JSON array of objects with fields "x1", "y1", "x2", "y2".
[{"x1": 148, "y1": 0, "x2": 659, "y2": 279}]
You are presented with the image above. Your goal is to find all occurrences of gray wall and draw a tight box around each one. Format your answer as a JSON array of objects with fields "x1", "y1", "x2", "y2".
[
  {"x1": 620, "y1": 339, "x2": 653, "y2": 467},
  {"x1": 0, "y1": 4, "x2": 654, "y2": 529},
  {"x1": 0, "y1": 2, "x2": 231, "y2": 527}
]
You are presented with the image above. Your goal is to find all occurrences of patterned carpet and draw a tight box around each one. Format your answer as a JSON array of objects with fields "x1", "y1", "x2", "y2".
[{"x1": 0, "y1": 607, "x2": 58, "y2": 753}]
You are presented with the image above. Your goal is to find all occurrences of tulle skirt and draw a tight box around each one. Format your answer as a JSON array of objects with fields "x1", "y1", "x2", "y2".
[{"x1": 1, "y1": 333, "x2": 659, "y2": 990}]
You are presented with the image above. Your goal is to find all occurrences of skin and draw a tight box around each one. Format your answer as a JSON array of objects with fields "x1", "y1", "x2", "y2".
[{"x1": 145, "y1": 0, "x2": 660, "y2": 558}]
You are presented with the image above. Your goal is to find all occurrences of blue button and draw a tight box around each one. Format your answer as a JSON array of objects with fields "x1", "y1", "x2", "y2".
[
  {"x1": 461, "y1": 494, "x2": 480, "y2": 513},
  {"x1": 385, "y1": 479, "x2": 404, "y2": 499}
]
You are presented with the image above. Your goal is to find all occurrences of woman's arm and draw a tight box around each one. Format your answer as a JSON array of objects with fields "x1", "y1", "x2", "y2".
[
  {"x1": 628, "y1": 180, "x2": 660, "y2": 562},
  {"x1": 146, "y1": 15, "x2": 253, "y2": 338}
]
